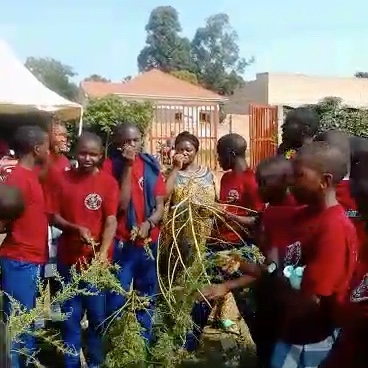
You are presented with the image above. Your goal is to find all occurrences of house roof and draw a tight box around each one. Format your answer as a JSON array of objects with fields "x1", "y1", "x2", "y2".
[{"x1": 81, "y1": 69, "x2": 227, "y2": 103}]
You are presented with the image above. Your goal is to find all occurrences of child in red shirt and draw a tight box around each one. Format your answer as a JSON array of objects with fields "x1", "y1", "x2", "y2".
[
  {"x1": 105, "y1": 123, "x2": 166, "y2": 344},
  {"x1": 216, "y1": 133, "x2": 263, "y2": 244},
  {"x1": 315, "y1": 130, "x2": 366, "y2": 250},
  {"x1": 320, "y1": 147, "x2": 368, "y2": 368},
  {"x1": 50, "y1": 132, "x2": 118, "y2": 368},
  {"x1": 202, "y1": 142, "x2": 358, "y2": 368},
  {"x1": 0, "y1": 125, "x2": 49, "y2": 367},
  {"x1": 269, "y1": 141, "x2": 358, "y2": 368},
  {"x1": 40, "y1": 122, "x2": 71, "y2": 315}
]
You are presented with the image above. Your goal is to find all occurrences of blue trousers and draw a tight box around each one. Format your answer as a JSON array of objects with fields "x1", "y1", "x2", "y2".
[
  {"x1": 107, "y1": 239, "x2": 158, "y2": 343},
  {"x1": 58, "y1": 264, "x2": 106, "y2": 368},
  {"x1": 0, "y1": 257, "x2": 42, "y2": 368}
]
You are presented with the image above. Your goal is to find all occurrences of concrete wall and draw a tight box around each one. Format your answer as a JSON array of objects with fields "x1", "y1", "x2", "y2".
[
  {"x1": 218, "y1": 113, "x2": 250, "y2": 144},
  {"x1": 242, "y1": 72, "x2": 368, "y2": 108}
]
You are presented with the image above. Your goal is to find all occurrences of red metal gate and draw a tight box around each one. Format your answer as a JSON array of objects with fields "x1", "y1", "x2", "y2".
[
  {"x1": 249, "y1": 104, "x2": 278, "y2": 169},
  {"x1": 148, "y1": 104, "x2": 219, "y2": 170}
]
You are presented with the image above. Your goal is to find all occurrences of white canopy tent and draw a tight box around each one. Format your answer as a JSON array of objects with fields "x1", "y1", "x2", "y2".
[{"x1": 0, "y1": 41, "x2": 83, "y2": 132}]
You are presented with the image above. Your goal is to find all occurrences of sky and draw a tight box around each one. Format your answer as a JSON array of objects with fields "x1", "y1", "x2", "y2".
[{"x1": 0, "y1": 0, "x2": 366, "y2": 83}]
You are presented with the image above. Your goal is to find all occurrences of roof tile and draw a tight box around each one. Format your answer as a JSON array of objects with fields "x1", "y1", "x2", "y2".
[{"x1": 81, "y1": 69, "x2": 226, "y2": 102}]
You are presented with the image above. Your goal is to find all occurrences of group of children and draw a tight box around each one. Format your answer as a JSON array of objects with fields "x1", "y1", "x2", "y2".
[{"x1": 0, "y1": 107, "x2": 367, "y2": 368}]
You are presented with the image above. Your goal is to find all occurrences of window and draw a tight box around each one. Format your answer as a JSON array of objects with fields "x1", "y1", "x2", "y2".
[
  {"x1": 199, "y1": 111, "x2": 211, "y2": 123},
  {"x1": 175, "y1": 112, "x2": 183, "y2": 122}
]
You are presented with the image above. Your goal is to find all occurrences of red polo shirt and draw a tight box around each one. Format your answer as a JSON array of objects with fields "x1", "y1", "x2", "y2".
[
  {"x1": 261, "y1": 194, "x2": 299, "y2": 253},
  {"x1": 104, "y1": 157, "x2": 166, "y2": 243},
  {"x1": 337, "y1": 178, "x2": 366, "y2": 252},
  {"x1": 0, "y1": 165, "x2": 48, "y2": 264},
  {"x1": 279, "y1": 205, "x2": 358, "y2": 344},
  {"x1": 219, "y1": 168, "x2": 264, "y2": 243},
  {"x1": 50, "y1": 169, "x2": 119, "y2": 265}
]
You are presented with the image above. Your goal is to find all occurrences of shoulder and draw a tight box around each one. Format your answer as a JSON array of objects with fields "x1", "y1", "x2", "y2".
[{"x1": 97, "y1": 170, "x2": 118, "y2": 185}]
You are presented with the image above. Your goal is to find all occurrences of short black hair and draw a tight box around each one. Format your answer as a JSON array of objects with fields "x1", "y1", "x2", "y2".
[
  {"x1": 314, "y1": 130, "x2": 350, "y2": 155},
  {"x1": 285, "y1": 107, "x2": 320, "y2": 138},
  {"x1": 256, "y1": 155, "x2": 291, "y2": 179},
  {"x1": 13, "y1": 125, "x2": 48, "y2": 156},
  {"x1": 295, "y1": 141, "x2": 348, "y2": 184},
  {"x1": 175, "y1": 131, "x2": 200, "y2": 152},
  {"x1": 77, "y1": 131, "x2": 102, "y2": 148},
  {"x1": 217, "y1": 133, "x2": 247, "y2": 157},
  {"x1": 113, "y1": 122, "x2": 140, "y2": 136}
]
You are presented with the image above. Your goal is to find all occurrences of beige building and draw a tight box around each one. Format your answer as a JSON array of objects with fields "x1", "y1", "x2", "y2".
[{"x1": 222, "y1": 72, "x2": 368, "y2": 147}]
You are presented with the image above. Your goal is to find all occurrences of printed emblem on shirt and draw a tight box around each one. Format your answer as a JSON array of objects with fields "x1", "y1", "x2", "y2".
[
  {"x1": 138, "y1": 177, "x2": 144, "y2": 191},
  {"x1": 346, "y1": 209, "x2": 360, "y2": 219},
  {"x1": 284, "y1": 241, "x2": 302, "y2": 267},
  {"x1": 227, "y1": 189, "x2": 240, "y2": 203},
  {"x1": 84, "y1": 193, "x2": 102, "y2": 211},
  {"x1": 350, "y1": 273, "x2": 368, "y2": 302}
]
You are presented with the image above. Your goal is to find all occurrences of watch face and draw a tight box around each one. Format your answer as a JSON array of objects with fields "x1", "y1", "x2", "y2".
[{"x1": 268, "y1": 262, "x2": 277, "y2": 274}]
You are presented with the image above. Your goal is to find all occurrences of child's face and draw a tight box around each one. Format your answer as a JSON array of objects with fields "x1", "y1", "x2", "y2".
[
  {"x1": 113, "y1": 127, "x2": 141, "y2": 153},
  {"x1": 257, "y1": 172, "x2": 288, "y2": 203},
  {"x1": 217, "y1": 149, "x2": 232, "y2": 171},
  {"x1": 34, "y1": 133, "x2": 50, "y2": 165},
  {"x1": 282, "y1": 121, "x2": 304, "y2": 149},
  {"x1": 51, "y1": 125, "x2": 68, "y2": 153},
  {"x1": 290, "y1": 159, "x2": 328, "y2": 205},
  {"x1": 76, "y1": 139, "x2": 102, "y2": 172}
]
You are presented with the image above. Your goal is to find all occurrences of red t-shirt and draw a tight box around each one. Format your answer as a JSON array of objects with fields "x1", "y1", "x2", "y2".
[
  {"x1": 336, "y1": 178, "x2": 366, "y2": 252},
  {"x1": 104, "y1": 157, "x2": 166, "y2": 243},
  {"x1": 0, "y1": 165, "x2": 48, "y2": 263},
  {"x1": 35, "y1": 154, "x2": 70, "y2": 202},
  {"x1": 321, "y1": 258, "x2": 368, "y2": 368},
  {"x1": 219, "y1": 169, "x2": 264, "y2": 242},
  {"x1": 279, "y1": 205, "x2": 358, "y2": 344},
  {"x1": 50, "y1": 169, "x2": 119, "y2": 265},
  {"x1": 262, "y1": 194, "x2": 299, "y2": 253}
]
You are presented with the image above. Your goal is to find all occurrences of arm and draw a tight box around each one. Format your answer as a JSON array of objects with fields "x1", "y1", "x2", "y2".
[
  {"x1": 118, "y1": 165, "x2": 132, "y2": 213},
  {"x1": 100, "y1": 178, "x2": 119, "y2": 256},
  {"x1": 147, "y1": 195, "x2": 165, "y2": 226},
  {"x1": 51, "y1": 213, "x2": 81, "y2": 233},
  {"x1": 100, "y1": 215, "x2": 117, "y2": 256},
  {"x1": 165, "y1": 166, "x2": 180, "y2": 198},
  {"x1": 225, "y1": 213, "x2": 258, "y2": 227}
]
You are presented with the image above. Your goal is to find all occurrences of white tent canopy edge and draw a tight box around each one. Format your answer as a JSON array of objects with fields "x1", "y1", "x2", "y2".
[{"x1": 0, "y1": 40, "x2": 83, "y2": 132}]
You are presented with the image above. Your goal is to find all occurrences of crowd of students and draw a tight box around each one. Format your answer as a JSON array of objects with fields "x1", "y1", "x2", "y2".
[{"x1": 0, "y1": 107, "x2": 367, "y2": 368}]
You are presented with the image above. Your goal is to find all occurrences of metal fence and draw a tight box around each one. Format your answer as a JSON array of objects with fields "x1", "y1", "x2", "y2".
[
  {"x1": 147, "y1": 103, "x2": 219, "y2": 170},
  {"x1": 249, "y1": 104, "x2": 278, "y2": 169}
]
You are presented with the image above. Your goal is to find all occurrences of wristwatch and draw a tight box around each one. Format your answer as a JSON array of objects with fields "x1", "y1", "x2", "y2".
[{"x1": 267, "y1": 261, "x2": 278, "y2": 274}]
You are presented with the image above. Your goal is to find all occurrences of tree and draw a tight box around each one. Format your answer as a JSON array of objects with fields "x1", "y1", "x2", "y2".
[
  {"x1": 25, "y1": 57, "x2": 79, "y2": 101},
  {"x1": 84, "y1": 74, "x2": 110, "y2": 82},
  {"x1": 122, "y1": 76, "x2": 132, "y2": 83},
  {"x1": 137, "y1": 6, "x2": 194, "y2": 73},
  {"x1": 170, "y1": 70, "x2": 198, "y2": 85},
  {"x1": 303, "y1": 97, "x2": 368, "y2": 137},
  {"x1": 355, "y1": 71, "x2": 368, "y2": 78},
  {"x1": 191, "y1": 13, "x2": 253, "y2": 95},
  {"x1": 83, "y1": 95, "x2": 154, "y2": 154}
]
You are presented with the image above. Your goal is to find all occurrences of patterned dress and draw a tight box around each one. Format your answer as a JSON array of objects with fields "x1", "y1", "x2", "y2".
[{"x1": 160, "y1": 166, "x2": 216, "y2": 271}]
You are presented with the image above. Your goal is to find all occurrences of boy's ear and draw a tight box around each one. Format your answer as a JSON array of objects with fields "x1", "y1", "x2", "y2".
[{"x1": 322, "y1": 173, "x2": 333, "y2": 188}]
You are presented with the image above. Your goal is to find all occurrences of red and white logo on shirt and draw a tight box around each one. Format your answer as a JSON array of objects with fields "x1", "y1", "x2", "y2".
[
  {"x1": 227, "y1": 189, "x2": 240, "y2": 203},
  {"x1": 84, "y1": 193, "x2": 102, "y2": 211},
  {"x1": 138, "y1": 177, "x2": 144, "y2": 191},
  {"x1": 284, "y1": 241, "x2": 302, "y2": 267},
  {"x1": 350, "y1": 273, "x2": 368, "y2": 303}
]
